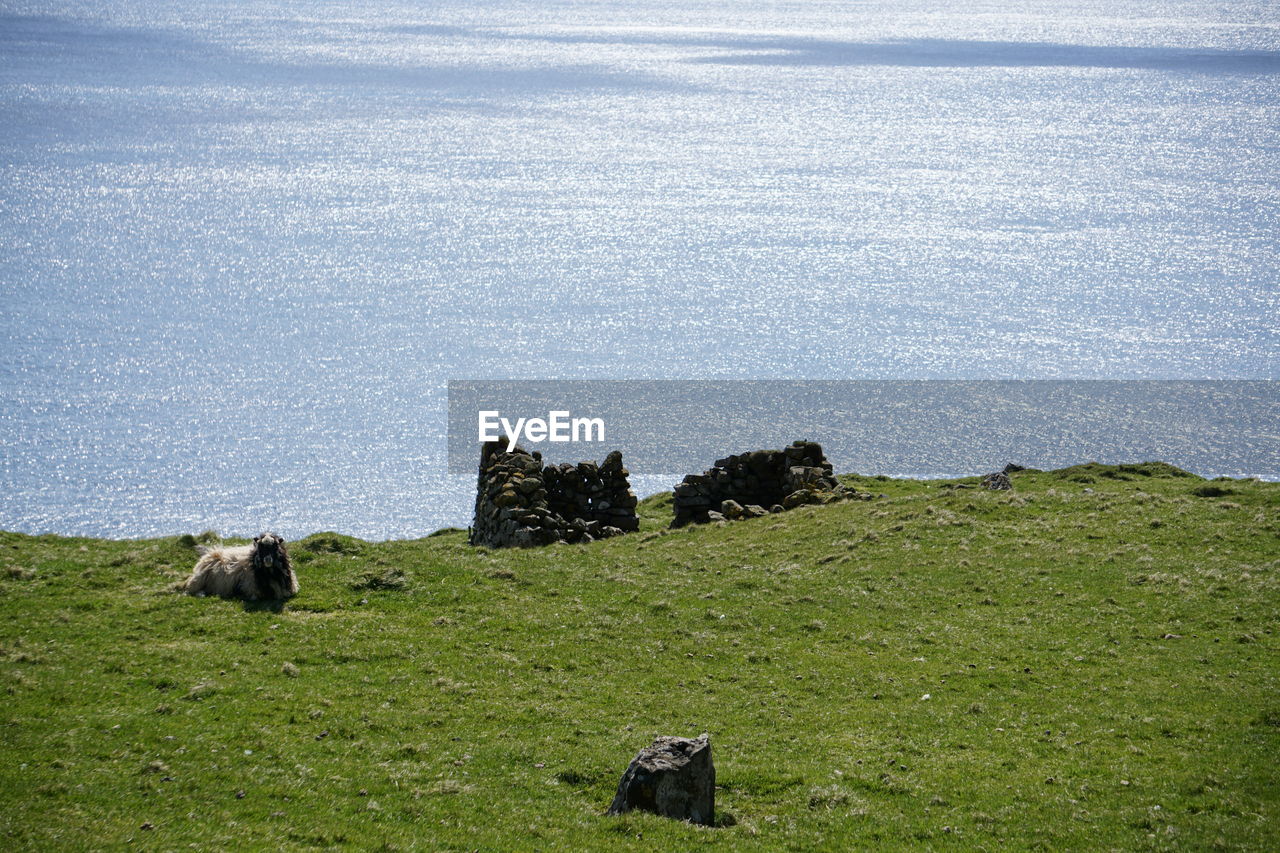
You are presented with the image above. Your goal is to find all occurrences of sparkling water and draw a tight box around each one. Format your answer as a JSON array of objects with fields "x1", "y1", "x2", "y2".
[{"x1": 2, "y1": 1, "x2": 1277, "y2": 538}]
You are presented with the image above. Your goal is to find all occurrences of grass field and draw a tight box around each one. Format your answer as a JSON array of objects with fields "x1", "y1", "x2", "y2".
[{"x1": 1, "y1": 463, "x2": 1277, "y2": 850}]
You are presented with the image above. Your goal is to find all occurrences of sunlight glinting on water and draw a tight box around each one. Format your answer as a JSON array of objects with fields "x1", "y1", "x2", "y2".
[{"x1": 1, "y1": 1, "x2": 1277, "y2": 537}]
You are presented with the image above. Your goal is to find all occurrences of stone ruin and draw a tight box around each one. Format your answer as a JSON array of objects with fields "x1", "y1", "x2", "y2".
[
  {"x1": 469, "y1": 442, "x2": 639, "y2": 548},
  {"x1": 980, "y1": 471, "x2": 1013, "y2": 490},
  {"x1": 671, "y1": 440, "x2": 869, "y2": 527},
  {"x1": 981, "y1": 463, "x2": 1024, "y2": 491}
]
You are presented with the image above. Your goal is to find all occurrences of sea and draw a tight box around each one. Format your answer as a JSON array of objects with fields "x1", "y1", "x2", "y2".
[{"x1": 1, "y1": 1, "x2": 1277, "y2": 539}]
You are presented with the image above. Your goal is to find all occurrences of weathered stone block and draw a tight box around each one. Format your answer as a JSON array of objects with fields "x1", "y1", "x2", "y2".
[
  {"x1": 607, "y1": 734, "x2": 714, "y2": 826},
  {"x1": 981, "y1": 471, "x2": 1013, "y2": 490}
]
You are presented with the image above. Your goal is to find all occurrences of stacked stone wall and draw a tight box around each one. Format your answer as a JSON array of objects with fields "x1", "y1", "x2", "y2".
[
  {"x1": 470, "y1": 443, "x2": 639, "y2": 548},
  {"x1": 671, "y1": 440, "x2": 867, "y2": 527}
]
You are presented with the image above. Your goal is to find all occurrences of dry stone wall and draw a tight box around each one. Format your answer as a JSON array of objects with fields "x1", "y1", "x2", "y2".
[
  {"x1": 470, "y1": 442, "x2": 639, "y2": 548},
  {"x1": 672, "y1": 440, "x2": 868, "y2": 527}
]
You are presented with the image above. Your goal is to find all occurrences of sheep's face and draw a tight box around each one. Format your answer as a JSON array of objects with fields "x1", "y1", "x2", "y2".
[{"x1": 253, "y1": 532, "x2": 286, "y2": 571}]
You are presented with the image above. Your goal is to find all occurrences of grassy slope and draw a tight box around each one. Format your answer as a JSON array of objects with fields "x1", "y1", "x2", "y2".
[{"x1": 0, "y1": 464, "x2": 1277, "y2": 851}]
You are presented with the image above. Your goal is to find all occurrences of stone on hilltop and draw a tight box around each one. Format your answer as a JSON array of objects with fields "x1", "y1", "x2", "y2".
[{"x1": 981, "y1": 471, "x2": 1013, "y2": 490}]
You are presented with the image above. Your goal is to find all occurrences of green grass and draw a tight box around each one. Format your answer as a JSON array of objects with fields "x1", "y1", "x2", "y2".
[{"x1": 1, "y1": 463, "x2": 1277, "y2": 850}]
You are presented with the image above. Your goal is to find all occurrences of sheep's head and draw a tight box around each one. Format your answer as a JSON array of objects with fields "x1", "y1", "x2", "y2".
[{"x1": 252, "y1": 532, "x2": 289, "y2": 574}]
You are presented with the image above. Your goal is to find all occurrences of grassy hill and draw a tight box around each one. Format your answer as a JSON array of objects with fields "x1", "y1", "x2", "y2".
[{"x1": 1, "y1": 464, "x2": 1276, "y2": 850}]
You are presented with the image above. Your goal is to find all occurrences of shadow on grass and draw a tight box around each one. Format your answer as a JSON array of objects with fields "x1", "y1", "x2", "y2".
[{"x1": 242, "y1": 598, "x2": 287, "y2": 614}]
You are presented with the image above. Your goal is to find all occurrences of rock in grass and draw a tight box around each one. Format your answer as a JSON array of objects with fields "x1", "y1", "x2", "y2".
[
  {"x1": 981, "y1": 471, "x2": 1013, "y2": 490},
  {"x1": 607, "y1": 733, "x2": 714, "y2": 825},
  {"x1": 782, "y1": 488, "x2": 814, "y2": 509}
]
